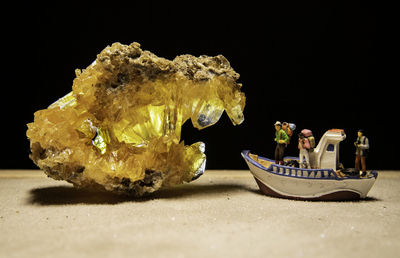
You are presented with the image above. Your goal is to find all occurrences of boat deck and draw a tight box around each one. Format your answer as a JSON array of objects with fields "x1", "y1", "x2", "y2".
[{"x1": 248, "y1": 152, "x2": 376, "y2": 180}]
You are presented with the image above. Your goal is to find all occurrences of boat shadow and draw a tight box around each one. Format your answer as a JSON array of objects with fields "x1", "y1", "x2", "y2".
[
  {"x1": 27, "y1": 183, "x2": 249, "y2": 205},
  {"x1": 248, "y1": 188, "x2": 381, "y2": 202}
]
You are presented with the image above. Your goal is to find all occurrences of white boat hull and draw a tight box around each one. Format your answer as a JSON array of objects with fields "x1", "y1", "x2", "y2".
[{"x1": 242, "y1": 150, "x2": 377, "y2": 201}]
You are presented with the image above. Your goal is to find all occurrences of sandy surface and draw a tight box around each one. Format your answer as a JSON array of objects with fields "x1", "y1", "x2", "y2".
[{"x1": 0, "y1": 170, "x2": 399, "y2": 258}]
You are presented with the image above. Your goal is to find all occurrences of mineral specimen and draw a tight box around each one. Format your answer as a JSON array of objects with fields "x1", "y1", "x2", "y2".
[{"x1": 27, "y1": 42, "x2": 245, "y2": 196}]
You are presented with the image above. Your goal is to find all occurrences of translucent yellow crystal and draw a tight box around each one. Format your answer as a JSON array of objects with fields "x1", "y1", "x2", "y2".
[{"x1": 26, "y1": 42, "x2": 245, "y2": 195}]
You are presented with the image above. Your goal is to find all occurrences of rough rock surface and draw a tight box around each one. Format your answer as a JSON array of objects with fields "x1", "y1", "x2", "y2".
[{"x1": 27, "y1": 42, "x2": 245, "y2": 196}]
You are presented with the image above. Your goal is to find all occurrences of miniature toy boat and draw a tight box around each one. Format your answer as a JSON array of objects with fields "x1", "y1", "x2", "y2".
[{"x1": 241, "y1": 129, "x2": 378, "y2": 201}]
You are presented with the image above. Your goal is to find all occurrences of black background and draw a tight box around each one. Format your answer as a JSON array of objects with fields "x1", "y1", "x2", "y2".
[{"x1": 3, "y1": 1, "x2": 396, "y2": 170}]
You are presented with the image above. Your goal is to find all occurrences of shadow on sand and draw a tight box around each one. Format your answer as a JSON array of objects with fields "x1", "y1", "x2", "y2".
[
  {"x1": 247, "y1": 188, "x2": 381, "y2": 202},
  {"x1": 28, "y1": 183, "x2": 250, "y2": 205}
]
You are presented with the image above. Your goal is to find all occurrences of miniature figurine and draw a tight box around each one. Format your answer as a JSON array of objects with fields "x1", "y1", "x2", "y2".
[
  {"x1": 282, "y1": 122, "x2": 292, "y2": 144},
  {"x1": 354, "y1": 129, "x2": 369, "y2": 177},
  {"x1": 298, "y1": 131, "x2": 311, "y2": 168},
  {"x1": 282, "y1": 122, "x2": 297, "y2": 145},
  {"x1": 274, "y1": 121, "x2": 289, "y2": 165},
  {"x1": 242, "y1": 129, "x2": 378, "y2": 201}
]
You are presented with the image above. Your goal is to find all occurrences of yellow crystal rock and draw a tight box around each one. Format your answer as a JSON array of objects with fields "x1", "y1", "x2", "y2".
[{"x1": 26, "y1": 42, "x2": 245, "y2": 195}]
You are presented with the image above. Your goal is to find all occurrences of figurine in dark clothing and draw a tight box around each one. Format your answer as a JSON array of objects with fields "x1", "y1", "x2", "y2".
[{"x1": 354, "y1": 129, "x2": 369, "y2": 177}]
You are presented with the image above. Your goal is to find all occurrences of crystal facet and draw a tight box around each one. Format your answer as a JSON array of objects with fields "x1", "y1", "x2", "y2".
[{"x1": 26, "y1": 42, "x2": 245, "y2": 195}]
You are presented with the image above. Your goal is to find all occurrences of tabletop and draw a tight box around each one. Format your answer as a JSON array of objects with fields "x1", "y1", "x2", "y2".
[{"x1": 1, "y1": 170, "x2": 399, "y2": 258}]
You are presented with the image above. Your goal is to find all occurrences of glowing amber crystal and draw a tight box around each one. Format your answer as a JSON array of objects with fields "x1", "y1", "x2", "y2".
[{"x1": 26, "y1": 42, "x2": 245, "y2": 195}]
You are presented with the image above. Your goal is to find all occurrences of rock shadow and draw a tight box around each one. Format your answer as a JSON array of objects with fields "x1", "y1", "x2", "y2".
[{"x1": 28, "y1": 183, "x2": 249, "y2": 205}]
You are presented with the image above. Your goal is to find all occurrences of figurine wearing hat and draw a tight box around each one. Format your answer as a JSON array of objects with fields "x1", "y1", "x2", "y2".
[
  {"x1": 274, "y1": 121, "x2": 289, "y2": 165},
  {"x1": 354, "y1": 129, "x2": 369, "y2": 176}
]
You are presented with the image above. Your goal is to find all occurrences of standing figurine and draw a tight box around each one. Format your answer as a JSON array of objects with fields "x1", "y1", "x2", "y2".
[
  {"x1": 354, "y1": 129, "x2": 369, "y2": 176},
  {"x1": 282, "y1": 122, "x2": 292, "y2": 144},
  {"x1": 298, "y1": 131, "x2": 311, "y2": 168},
  {"x1": 274, "y1": 121, "x2": 289, "y2": 165}
]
